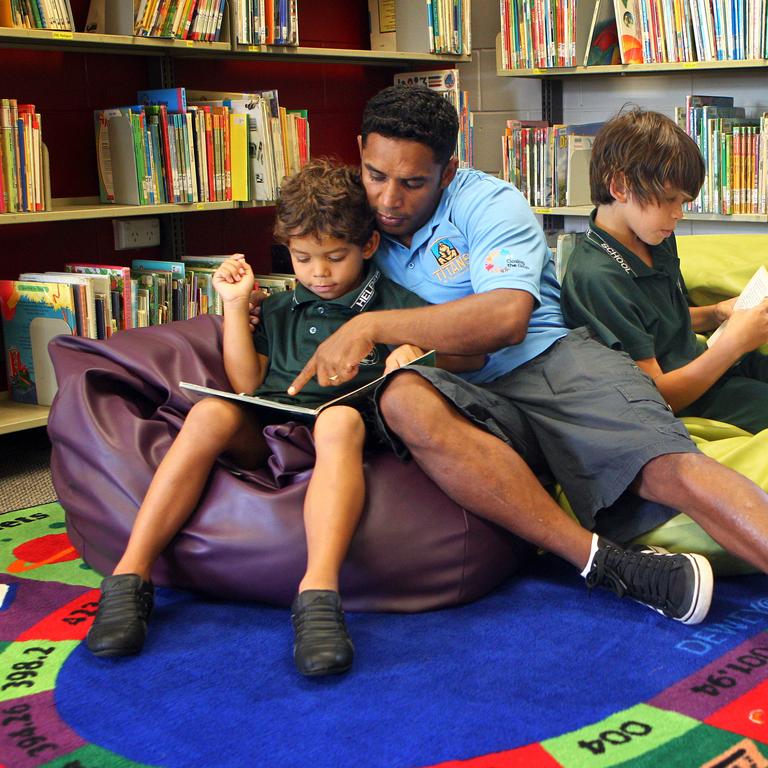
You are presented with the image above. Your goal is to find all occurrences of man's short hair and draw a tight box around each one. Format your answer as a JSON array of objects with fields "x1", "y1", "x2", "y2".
[
  {"x1": 590, "y1": 107, "x2": 705, "y2": 206},
  {"x1": 273, "y1": 158, "x2": 376, "y2": 247},
  {"x1": 361, "y1": 84, "x2": 458, "y2": 166}
]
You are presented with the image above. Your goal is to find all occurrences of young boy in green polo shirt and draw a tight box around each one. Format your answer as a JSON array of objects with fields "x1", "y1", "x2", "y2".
[
  {"x1": 86, "y1": 159, "x2": 482, "y2": 676},
  {"x1": 560, "y1": 108, "x2": 768, "y2": 434}
]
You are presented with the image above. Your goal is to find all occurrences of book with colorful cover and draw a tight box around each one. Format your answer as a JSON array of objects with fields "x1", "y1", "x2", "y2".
[
  {"x1": 65, "y1": 263, "x2": 133, "y2": 330},
  {"x1": 613, "y1": 0, "x2": 643, "y2": 63},
  {"x1": 0, "y1": 280, "x2": 77, "y2": 405}
]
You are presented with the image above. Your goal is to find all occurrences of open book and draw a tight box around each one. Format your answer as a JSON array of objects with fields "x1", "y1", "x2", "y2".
[
  {"x1": 706, "y1": 266, "x2": 768, "y2": 348},
  {"x1": 180, "y1": 350, "x2": 436, "y2": 418}
]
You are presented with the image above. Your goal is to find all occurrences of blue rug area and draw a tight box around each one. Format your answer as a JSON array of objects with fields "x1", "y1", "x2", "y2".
[{"x1": 54, "y1": 554, "x2": 768, "y2": 767}]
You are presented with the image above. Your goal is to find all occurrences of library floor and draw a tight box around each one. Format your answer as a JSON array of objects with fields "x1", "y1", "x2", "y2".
[{"x1": 0, "y1": 427, "x2": 56, "y2": 514}]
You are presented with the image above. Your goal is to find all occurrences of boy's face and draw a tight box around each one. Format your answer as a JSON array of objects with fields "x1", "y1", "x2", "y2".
[
  {"x1": 619, "y1": 180, "x2": 691, "y2": 246},
  {"x1": 288, "y1": 230, "x2": 380, "y2": 301},
  {"x1": 358, "y1": 133, "x2": 457, "y2": 247}
]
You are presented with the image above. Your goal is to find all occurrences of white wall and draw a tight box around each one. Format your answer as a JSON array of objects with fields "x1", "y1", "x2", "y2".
[{"x1": 459, "y1": 0, "x2": 768, "y2": 235}]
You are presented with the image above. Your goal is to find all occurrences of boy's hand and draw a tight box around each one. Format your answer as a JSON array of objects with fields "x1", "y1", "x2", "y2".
[
  {"x1": 384, "y1": 344, "x2": 426, "y2": 374},
  {"x1": 213, "y1": 254, "x2": 259, "y2": 307},
  {"x1": 713, "y1": 297, "x2": 738, "y2": 324},
  {"x1": 720, "y1": 299, "x2": 768, "y2": 353}
]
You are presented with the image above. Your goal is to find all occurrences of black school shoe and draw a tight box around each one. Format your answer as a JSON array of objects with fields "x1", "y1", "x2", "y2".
[
  {"x1": 86, "y1": 574, "x2": 155, "y2": 657},
  {"x1": 585, "y1": 537, "x2": 713, "y2": 625},
  {"x1": 291, "y1": 590, "x2": 354, "y2": 676}
]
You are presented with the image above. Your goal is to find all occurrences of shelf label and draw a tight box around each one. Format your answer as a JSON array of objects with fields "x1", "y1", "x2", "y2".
[
  {"x1": 196, "y1": 203, "x2": 205, "y2": 210},
  {"x1": 535, "y1": 208, "x2": 552, "y2": 213},
  {"x1": 52, "y1": 31, "x2": 74, "y2": 40},
  {"x1": 185, "y1": 40, "x2": 194, "y2": 47},
  {"x1": 681, "y1": 62, "x2": 697, "y2": 68}
]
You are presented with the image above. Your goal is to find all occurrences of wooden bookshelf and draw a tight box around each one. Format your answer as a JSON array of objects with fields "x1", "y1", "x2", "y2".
[
  {"x1": 0, "y1": 197, "x2": 247, "y2": 225},
  {"x1": 0, "y1": 393, "x2": 49, "y2": 435},
  {"x1": 0, "y1": 27, "x2": 469, "y2": 65}
]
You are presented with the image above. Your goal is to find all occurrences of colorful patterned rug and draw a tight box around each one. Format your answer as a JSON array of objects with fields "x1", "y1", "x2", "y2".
[{"x1": 2, "y1": 502, "x2": 767, "y2": 768}]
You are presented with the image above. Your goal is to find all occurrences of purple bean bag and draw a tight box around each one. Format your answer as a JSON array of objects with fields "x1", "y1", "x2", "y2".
[{"x1": 47, "y1": 316, "x2": 531, "y2": 611}]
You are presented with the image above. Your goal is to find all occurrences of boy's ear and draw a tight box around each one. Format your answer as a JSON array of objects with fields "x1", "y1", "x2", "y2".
[
  {"x1": 362, "y1": 230, "x2": 380, "y2": 260},
  {"x1": 609, "y1": 173, "x2": 629, "y2": 203}
]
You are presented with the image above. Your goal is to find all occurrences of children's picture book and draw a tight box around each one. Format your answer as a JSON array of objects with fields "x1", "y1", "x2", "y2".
[
  {"x1": 180, "y1": 350, "x2": 436, "y2": 418},
  {"x1": 706, "y1": 266, "x2": 768, "y2": 348},
  {"x1": 612, "y1": 0, "x2": 643, "y2": 63},
  {"x1": 0, "y1": 280, "x2": 77, "y2": 405},
  {"x1": 583, "y1": 0, "x2": 621, "y2": 66}
]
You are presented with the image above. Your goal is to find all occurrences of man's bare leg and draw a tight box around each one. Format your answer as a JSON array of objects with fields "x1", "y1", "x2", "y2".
[
  {"x1": 379, "y1": 372, "x2": 594, "y2": 569},
  {"x1": 634, "y1": 452, "x2": 768, "y2": 573},
  {"x1": 292, "y1": 406, "x2": 364, "y2": 676},
  {"x1": 379, "y1": 372, "x2": 714, "y2": 625}
]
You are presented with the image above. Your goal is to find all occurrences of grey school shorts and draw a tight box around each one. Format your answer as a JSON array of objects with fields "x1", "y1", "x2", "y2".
[{"x1": 376, "y1": 327, "x2": 700, "y2": 533}]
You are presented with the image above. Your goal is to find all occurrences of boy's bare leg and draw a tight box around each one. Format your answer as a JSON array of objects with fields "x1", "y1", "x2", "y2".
[
  {"x1": 292, "y1": 405, "x2": 364, "y2": 676},
  {"x1": 88, "y1": 398, "x2": 268, "y2": 658},
  {"x1": 634, "y1": 452, "x2": 768, "y2": 573},
  {"x1": 114, "y1": 397, "x2": 269, "y2": 580},
  {"x1": 378, "y1": 372, "x2": 594, "y2": 569}
]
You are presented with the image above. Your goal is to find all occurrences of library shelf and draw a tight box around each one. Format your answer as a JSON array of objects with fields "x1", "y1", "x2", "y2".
[
  {"x1": 532, "y1": 207, "x2": 768, "y2": 223},
  {"x1": 0, "y1": 393, "x2": 49, "y2": 435},
  {"x1": 0, "y1": 27, "x2": 469, "y2": 65}
]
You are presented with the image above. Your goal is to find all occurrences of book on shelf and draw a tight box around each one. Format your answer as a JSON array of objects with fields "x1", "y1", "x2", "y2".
[
  {"x1": 65, "y1": 263, "x2": 133, "y2": 331},
  {"x1": 707, "y1": 266, "x2": 768, "y2": 348},
  {"x1": 180, "y1": 349, "x2": 436, "y2": 418},
  {"x1": 18, "y1": 272, "x2": 98, "y2": 339},
  {"x1": 565, "y1": 135, "x2": 596, "y2": 207},
  {"x1": 231, "y1": 0, "x2": 298, "y2": 46},
  {"x1": 583, "y1": 0, "x2": 621, "y2": 66},
  {"x1": 368, "y1": 0, "x2": 395, "y2": 51},
  {"x1": 393, "y1": 70, "x2": 473, "y2": 168},
  {"x1": 0, "y1": 0, "x2": 74, "y2": 29},
  {"x1": 613, "y1": 0, "x2": 643, "y2": 63},
  {"x1": 131, "y1": 259, "x2": 186, "y2": 326},
  {"x1": 0, "y1": 279, "x2": 77, "y2": 406}
]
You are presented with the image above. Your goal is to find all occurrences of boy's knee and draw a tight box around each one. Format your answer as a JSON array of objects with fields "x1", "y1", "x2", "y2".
[
  {"x1": 314, "y1": 406, "x2": 365, "y2": 446},
  {"x1": 186, "y1": 398, "x2": 245, "y2": 437}
]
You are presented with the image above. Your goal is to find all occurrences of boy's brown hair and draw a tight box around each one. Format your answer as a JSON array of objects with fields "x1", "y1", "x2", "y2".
[
  {"x1": 590, "y1": 107, "x2": 705, "y2": 206},
  {"x1": 273, "y1": 158, "x2": 376, "y2": 247}
]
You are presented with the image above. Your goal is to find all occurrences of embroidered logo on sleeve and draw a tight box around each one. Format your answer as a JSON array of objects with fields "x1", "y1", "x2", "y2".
[{"x1": 484, "y1": 248, "x2": 529, "y2": 273}]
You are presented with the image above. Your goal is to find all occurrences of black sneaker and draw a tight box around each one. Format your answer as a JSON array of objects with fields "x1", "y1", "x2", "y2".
[
  {"x1": 291, "y1": 590, "x2": 354, "y2": 677},
  {"x1": 86, "y1": 574, "x2": 155, "y2": 657},
  {"x1": 585, "y1": 537, "x2": 713, "y2": 625}
]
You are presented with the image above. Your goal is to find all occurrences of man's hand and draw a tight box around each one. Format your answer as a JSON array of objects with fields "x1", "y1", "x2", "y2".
[
  {"x1": 384, "y1": 344, "x2": 426, "y2": 374},
  {"x1": 288, "y1": 318, "x2": 375, "y2": 395}
]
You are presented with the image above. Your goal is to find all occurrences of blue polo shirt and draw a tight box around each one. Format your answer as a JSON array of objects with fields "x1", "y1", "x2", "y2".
[{"x1": 373, "y1": 169, "x2": 567, "y2": 384}]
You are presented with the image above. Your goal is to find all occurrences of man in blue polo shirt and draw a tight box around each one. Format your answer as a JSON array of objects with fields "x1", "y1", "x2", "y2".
[{"x1": 289, "y1": 85, "x2": 768, "y2": 626}]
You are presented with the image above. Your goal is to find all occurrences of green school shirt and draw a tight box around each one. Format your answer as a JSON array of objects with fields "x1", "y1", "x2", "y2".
[
  {"x1": 560, "y1": 213, "x2": 702, "y2": 371},
  {"x1": 251, "y1": 262, "x2": 428, "y2": 406}
]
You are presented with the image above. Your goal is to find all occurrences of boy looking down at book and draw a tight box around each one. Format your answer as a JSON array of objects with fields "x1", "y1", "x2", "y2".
[
  {"x1": 86, "y1": 158, "x2": 481, "y2": 676},
  {"x1": 560, "y1": 108, "x2": 768, "y2": 434}
]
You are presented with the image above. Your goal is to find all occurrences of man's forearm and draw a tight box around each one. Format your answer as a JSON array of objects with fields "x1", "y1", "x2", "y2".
[{"x1": 360, "y1": 289, "x2": 533, "y2": 355}]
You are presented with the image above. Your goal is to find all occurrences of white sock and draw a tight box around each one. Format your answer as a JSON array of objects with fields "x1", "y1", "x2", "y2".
[{"x1": 580, "y1": 533, "x2": 601, "y2": 579}]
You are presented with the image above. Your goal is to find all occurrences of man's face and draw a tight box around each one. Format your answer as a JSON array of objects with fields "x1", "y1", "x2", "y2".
[{"x1": 358, "y1": 133, "x2": 457, "y2": 247}]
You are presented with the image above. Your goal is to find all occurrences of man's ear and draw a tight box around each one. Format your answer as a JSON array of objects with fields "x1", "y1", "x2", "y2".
[
  {"x1": 440, "y1": 157, "x2": 458, "y2": 189},
  {"x1": 362, "y1": 230, "x2": 380, "y2": 260}
]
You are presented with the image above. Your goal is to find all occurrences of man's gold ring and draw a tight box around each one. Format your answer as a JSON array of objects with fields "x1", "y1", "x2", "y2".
[{"x1": 329, "y1": 374, "x2": 339, "y2": 381}]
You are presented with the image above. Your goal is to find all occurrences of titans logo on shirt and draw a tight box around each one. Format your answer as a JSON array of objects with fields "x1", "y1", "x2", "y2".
[
  {"x1": 484, "y1": 248, "x2": 528, "y2": 274},
  {"x1": 359, "y1": 347, "x2": 381, "y2": 366},
  {"x1": 430, "y1": 238, "x2": 469, "y2": 282}
]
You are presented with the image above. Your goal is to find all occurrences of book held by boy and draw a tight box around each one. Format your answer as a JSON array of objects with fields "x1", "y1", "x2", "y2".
[
  {"x1": 706, "y1": 266, "x2": 768, "y2": 348},
  {"x1": 180, "y1": 350, "x2": 436, "y2": 418}
]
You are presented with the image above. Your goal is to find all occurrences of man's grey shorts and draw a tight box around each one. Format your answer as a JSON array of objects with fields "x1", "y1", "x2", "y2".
[{"x1": 376, "y1": 327, "x2": 700, "y2": 531}]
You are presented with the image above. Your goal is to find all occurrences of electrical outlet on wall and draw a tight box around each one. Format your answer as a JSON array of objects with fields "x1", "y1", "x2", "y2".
[{"x1": 113, "y1": 218, "x2": 161, "y2": 250}]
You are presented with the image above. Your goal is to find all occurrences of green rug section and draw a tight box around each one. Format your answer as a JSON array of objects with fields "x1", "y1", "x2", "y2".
[
  {"x1": 0, "y1": 502, "x2": 99, "y2": 588},
  {"x1": 542, "y1": 703, "x2": 699, "y2": 767},
  {"x1": 40, "y1": 744, "x2": 159, "y2": 768},
  {"x1": 0, "y1": 640, "x2": 80, "y2": 703}
]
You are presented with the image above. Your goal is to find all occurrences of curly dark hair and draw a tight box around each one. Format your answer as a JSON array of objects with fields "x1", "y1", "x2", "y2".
[
  {"x1": 273, "y1": 158, "x2": 376, "y2": 246},
  {"x1": 361, "y1": 84, "x2": 458, "y2": 166},
  {"x1": 590, "y1": 107, "x2": 705, "y2": 206}
]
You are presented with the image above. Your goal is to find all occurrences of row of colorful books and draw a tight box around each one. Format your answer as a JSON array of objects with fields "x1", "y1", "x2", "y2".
[
  {"x1": 427, "y1": 0, "x2": 471, "y2": 55},
  {"x1": 394, "y1": 69, "x2": 473, "y2": 168},
  {"x1": 132, "y1": 0, "x2": 228, "y2": 40},
  {"x1": 501, "y1": 120, "x2": 601, "y2": 208},
  {"x1": 232, "y1": 0, "x2": 298, "y2": 46},
  {"x1": 0, "y1": 98, "x2": 50, "y2": 214},
  {"x1": 0, "y1": 0, "x2": 74, "y2": 29},
  {"x1": 500, "y1": 0, "x2": 768, "y2": 70},
  {"x1": 678, "y1": 94, "x2": 768, "y2": 215},
  {"x1": 95, "y1": 86, "x2": 309, "y2": 207},
  {"x1": 0, "y1": 258, "x2": 297, "y2": 405}
]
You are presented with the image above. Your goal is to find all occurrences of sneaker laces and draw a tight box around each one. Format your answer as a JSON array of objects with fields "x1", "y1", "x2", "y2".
[
  {"x1": 97, "y1": 582, "x2": 153, "y2": 624},
  {"x1": 586, "y1": 546, "x2": 679, "y2": 611}
]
